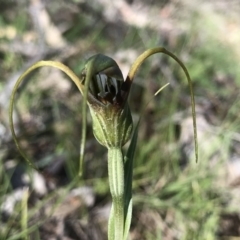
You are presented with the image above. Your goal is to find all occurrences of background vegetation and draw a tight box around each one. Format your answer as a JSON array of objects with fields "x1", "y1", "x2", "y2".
[{"x1": 1, "y1": 0, "x2": 240, "y2": 239}]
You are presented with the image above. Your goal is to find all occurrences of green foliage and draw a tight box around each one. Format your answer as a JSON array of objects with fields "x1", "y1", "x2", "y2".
[
  {"x1": 2, "y1": 1, "x2": 240, "y2": 239},
  {"x1": 9, "y1": 47, "x2": 197, "y2": 240}
]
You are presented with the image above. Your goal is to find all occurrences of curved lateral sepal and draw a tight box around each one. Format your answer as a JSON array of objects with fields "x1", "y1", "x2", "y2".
[
  {"x1": 9, "y1": 61, "x2": 85, "y2": 173},
  {"x1": 127, "y1": 47, "x2": 198, "y2": 163}
]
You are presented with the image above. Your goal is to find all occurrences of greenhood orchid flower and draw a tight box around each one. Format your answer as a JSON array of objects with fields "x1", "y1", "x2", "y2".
[
  {"x1": 80, "y1": 54, "x2": 133, "y2": 149},
  {"x1": 9, "y1": 47, "x2": 198, "y2": 240}
]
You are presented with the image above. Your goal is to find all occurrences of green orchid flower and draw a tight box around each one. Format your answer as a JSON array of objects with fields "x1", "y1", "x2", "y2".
[
  {"x1": 9, "y1": 47, "x2": 198, "y2": 240},
  {"x1": 80, "y1": 54, "x2": 133, "y2": 149}
]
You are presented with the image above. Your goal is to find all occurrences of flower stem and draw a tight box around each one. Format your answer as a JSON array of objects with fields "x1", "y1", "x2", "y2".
[{"x1": 108, "y1": 148, "x2": 125, "y2": 240}]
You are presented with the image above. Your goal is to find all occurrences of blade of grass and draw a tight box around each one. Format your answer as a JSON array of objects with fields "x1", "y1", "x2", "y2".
[
  {"x1": 21, "y1": 187, "x2": 29, "y2": 240},
  {"x1": 123, "y1": 83, "x2": 169, "y2": 238}
]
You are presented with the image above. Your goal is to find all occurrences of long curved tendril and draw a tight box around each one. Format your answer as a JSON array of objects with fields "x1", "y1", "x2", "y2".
[
  {"x1": 9, "y1": 61, "x2": 87, "y2": 174},
  {"x1": 126, "y1": 47, "x2": 198, "y2": 162}
]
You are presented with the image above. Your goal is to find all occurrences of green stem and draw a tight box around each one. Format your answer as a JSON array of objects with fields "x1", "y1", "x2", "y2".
[{"x1": 108, "y1": 148, "x2": 125, "y2": 240}]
